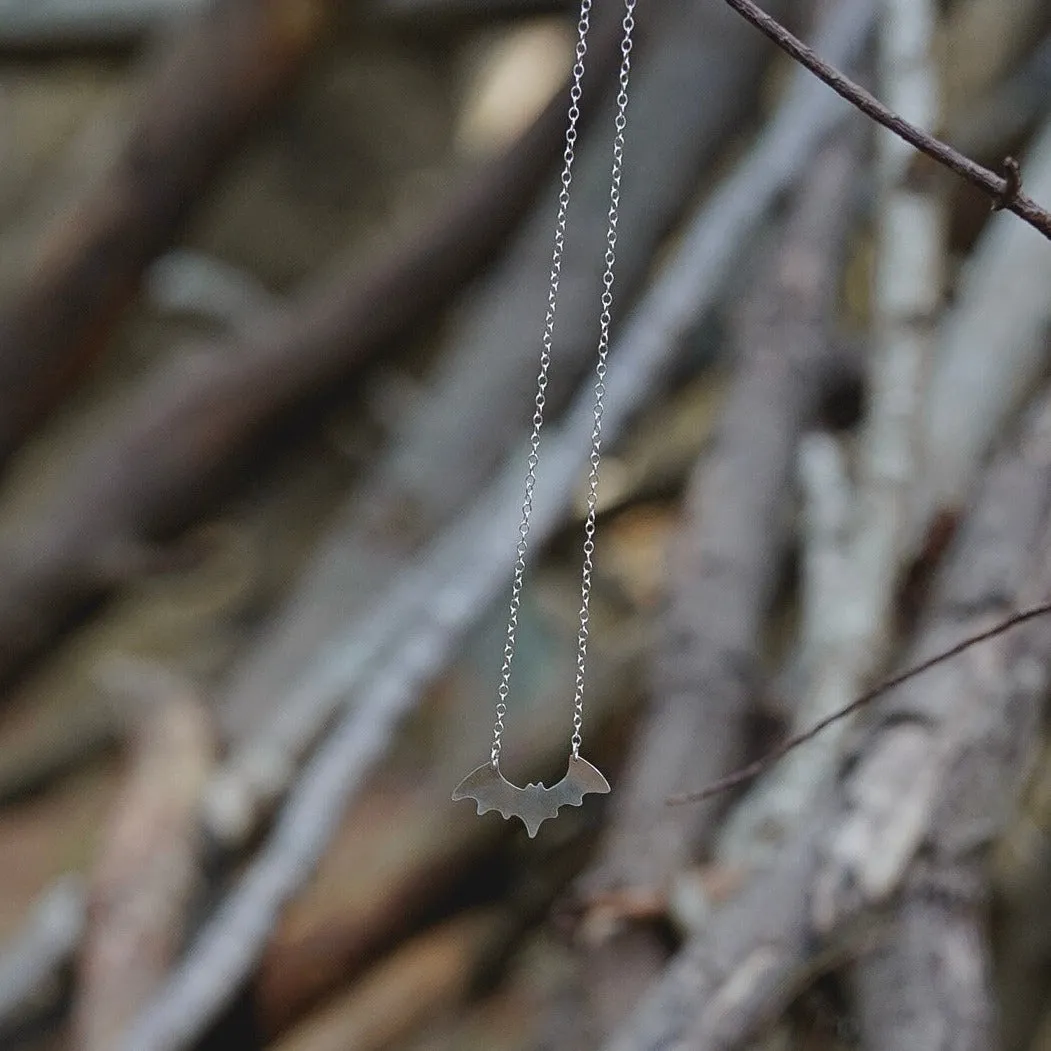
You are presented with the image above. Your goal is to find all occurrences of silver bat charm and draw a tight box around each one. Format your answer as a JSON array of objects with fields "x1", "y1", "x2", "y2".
[{"x1": 452, "y1": 754, "x2": 610, "y2": 837}]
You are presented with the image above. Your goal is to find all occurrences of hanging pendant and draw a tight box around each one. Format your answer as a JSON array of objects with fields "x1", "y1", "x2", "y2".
[
  {"x1": 452, "y1": 754, "x2": 610, "y2": 837},
  {"x1": 454, "y1": 0, "x2": 635, "y2": 834}
]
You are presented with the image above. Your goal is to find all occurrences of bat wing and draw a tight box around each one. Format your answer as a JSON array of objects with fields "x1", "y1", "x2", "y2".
[
  {"x1": 547, "y1": 755, "x2": 612, "y2": 808},
  {"x1": 453, "y1": 755, "x2": 610, "y2": 838},
  {"x1": 452, "y1": 762, "x2": 519, "y2": 821}
]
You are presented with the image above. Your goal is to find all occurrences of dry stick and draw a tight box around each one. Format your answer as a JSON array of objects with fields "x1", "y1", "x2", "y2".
[
  {"x1": 995, "y1": 737, "x2": 1051, "y2": 1047},
  {"x1": 808, "y1": 436, "x2": 1051, "y2": 1051},
  {"x1": 269, "y1": 912, "x2": 509, "y2": 1051},
  {"x1": 0, "y1": 876, "x2": 85, "y2": 1041},
  {"x1": 847, "y1": 5, "x2": 947, "y2": 1047},
  {"x1": 366, "y1": 0, "x2": 570, "y2": 28},
  {"x1": 669, "y1": 598, "x2": 1051, "y2": 805},
  {"x1": 718, "y1": 0, "x2": 1051, "y2": 239},
  {"x1": 74, "y1": 678, "x2": 214, "y2": 1051}
]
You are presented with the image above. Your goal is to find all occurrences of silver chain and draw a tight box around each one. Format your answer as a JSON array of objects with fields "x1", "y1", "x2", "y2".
[
  {"x1": 572, "y1": 0, "x2": 634, "y2": 756},
  {"x1": 491, "y1": 0, "x2": 636, "y2": 767}
]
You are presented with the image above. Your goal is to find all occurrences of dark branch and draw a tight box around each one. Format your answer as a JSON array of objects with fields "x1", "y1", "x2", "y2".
[
  {"x1": 719, "y1": 0, "x2": 1051, "y2": 240},
  {"x1": 668, "y1": 599, "x2": 1051, "y2": 804},
  {"x1": 0, "y1": 0, "x2": 332, "y2": 470}
]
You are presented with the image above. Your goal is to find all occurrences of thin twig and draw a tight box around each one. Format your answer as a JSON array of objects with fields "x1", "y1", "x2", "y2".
[
  {"x1": 719, "y1": 0, "x2": 1051, "y2": 239},
  {"x1": 669, "y1": 599, "x2": 1051, "y2": 805}
]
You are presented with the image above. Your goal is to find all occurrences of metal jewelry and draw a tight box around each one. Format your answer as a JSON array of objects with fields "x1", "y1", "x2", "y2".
[{"x1": 454, "y1": 0, "x2": 637, "y2": 836}]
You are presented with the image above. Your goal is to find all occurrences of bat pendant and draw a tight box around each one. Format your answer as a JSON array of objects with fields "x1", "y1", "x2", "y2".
[{"x1": 452, "y1": 754, "x2": 610, "y2": 837}]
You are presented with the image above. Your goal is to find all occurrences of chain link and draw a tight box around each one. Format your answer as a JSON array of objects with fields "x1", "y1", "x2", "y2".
[{"x1": 492, "y1": 0, "x2": 636, "y2": 768}]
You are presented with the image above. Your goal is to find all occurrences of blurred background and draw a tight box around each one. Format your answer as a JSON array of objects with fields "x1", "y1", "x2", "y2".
[{"x1": 1, "y1": 0, "x2": 1051, "y2": 1049}]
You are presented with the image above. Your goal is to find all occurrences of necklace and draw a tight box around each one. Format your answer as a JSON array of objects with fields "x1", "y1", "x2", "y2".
[{"x1": 453, "y1": 0, "x2": 637, "y2": 837}]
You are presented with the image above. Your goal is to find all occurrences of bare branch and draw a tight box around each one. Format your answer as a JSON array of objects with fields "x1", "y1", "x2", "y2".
[
  {"x1": 572, "y1": 118, "x2": 863, "y2": 1044},
  {"x1": 719, "y1": 0, "x2": 1051, "y2": 239},
  {"x1": 715, "y1": 430, "x2": 855, "y2": 862},
  {"x1": 849, "y1": 879, "x2": 995, "y2": 1051},
  {"x1": 844, "y1": 4, "x2": 957, "y2": 1044},
  {"x1": 0, "y1": 0, "x2": 205, "y2": 48},
  {"x1": 74, "y1": 671, "x2": 214, "y2": 1050},
  {"x1": 0, "y1": 0, "x2": 330, "y2": 466},
  {"x1": 271, "y1": 912, "x2": 506, "y2": 1051},
  {"x1": 710, "y1": 115, "x2": 1051, "y2": 826},
  {"x1": 669, "y1": 598, "x2": 1051, "y2": 805}
]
